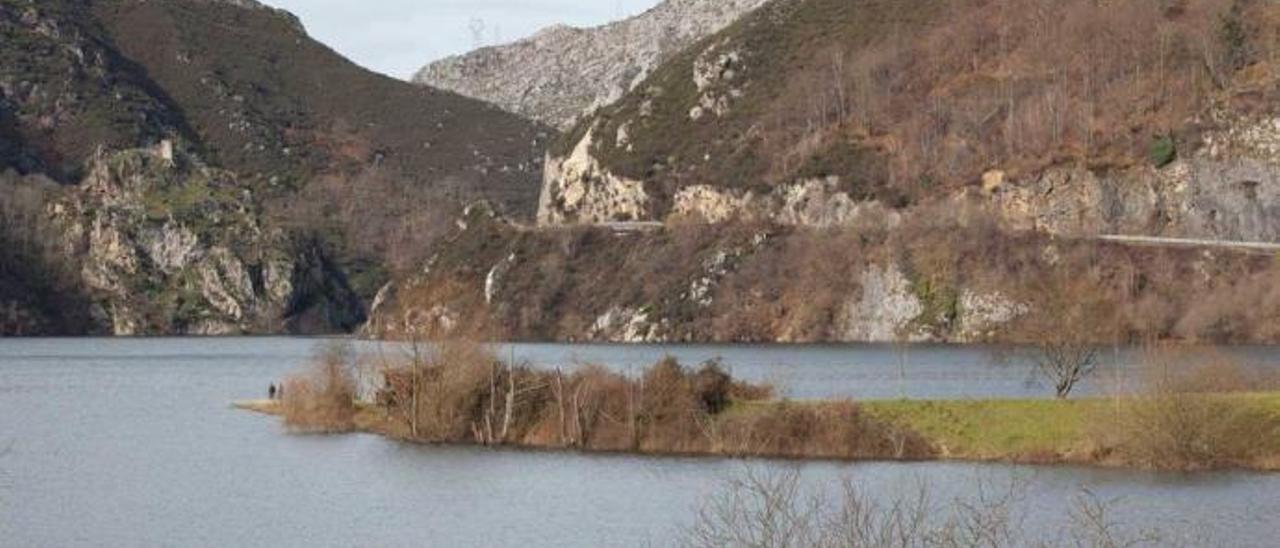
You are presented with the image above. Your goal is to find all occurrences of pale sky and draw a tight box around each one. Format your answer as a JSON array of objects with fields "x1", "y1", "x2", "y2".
[{"x1": 259, "y1": 0, "x2": 663, "y2": 80}]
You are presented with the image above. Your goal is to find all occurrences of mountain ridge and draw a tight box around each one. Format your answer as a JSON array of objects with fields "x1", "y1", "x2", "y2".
[{"x1": 414, "y1": 0, "x2": 770, "y2": 128}]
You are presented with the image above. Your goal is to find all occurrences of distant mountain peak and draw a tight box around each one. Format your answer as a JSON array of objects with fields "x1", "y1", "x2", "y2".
[{"x1": 413, "y1": 0, "x2": 770, "y2": 129}]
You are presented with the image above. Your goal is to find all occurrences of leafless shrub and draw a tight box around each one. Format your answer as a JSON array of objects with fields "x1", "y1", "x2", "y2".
[
  {"x1": 1093, "y1": 346, "x2": 1280, "y2": 470},
  {"x1": 281, "y1": 341, "x2": 358, "y2": 433},
  {"x1": 684, "y1": 468, "x2": 825, "y2": 548},
  {"x1": 682, "y1": 468, "x2": 1161, "y2": 548},
  {"x1": 374, "y1": 345, "x2": 922, "y2": 460},
  {"x1": 1067, "y1": 490, "x2": 1162, "y2": 548}
]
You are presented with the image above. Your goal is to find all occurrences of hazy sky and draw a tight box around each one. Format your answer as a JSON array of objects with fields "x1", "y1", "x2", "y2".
[{"x1": 258, "y1": 0, "x2": 662, "y2": 80}]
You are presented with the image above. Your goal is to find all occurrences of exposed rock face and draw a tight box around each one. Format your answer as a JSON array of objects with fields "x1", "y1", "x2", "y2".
[
  {"x1": 836, "y1": 265, "x2": 925, "y2": 343},
  {"x1": 414, "y1": 0, "x2": 769, "y2": 128},
  {"x1": 834, "y1": 264, "x2": 1027, "y2": 344},
  {"x1": 590, "y1": 306, "x2": 665, "y2": 343},
  {"x1": 957, "y1": 291, "x2": 1028, "y2": 342},
  {"x1": 538, "y1": 128, "x2": 651, "y2": 224},
  {"x1": 545, "y1": 112, "x2": 1280, "y2": 243},
  {"x1": 673, "y1": 178, "x2": 898, "y2": 227},
  {"x1": 990, "y1": 116, "x2": 1280, "y2": 241},
  {"x1": 53, "y1": 145, "x2": 364, "y2": 335},
  {"x1": 541, "y1": 127, "x2": 898, "y2": 227},
  {"x1": 689, "y1": 46, "x2": 744, "y2": 121}
]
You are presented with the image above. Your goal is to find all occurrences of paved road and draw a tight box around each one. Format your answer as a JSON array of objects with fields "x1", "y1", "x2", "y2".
[
  {"x1": 1096, "y1": 234, "x2": 1280, "y2": 253},
  {"x1": 517, "y1": 221, "x2": 1280, "y2": 253}
]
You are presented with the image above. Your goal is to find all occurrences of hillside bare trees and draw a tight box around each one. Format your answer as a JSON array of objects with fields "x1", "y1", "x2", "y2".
[{"x1": 767, "y1": 0, "x2": 1272, "y2": 198}]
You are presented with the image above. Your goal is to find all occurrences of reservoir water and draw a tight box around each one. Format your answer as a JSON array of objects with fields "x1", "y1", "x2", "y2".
[{"x1": 1, "y1": 337, "x2": 1278, "y2": 546}]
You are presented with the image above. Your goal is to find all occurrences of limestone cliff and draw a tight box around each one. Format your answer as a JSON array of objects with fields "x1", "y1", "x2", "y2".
[
  {"x1": 989, "y1": 115, "x2": 1280, "y2": 242},
  {"x1": 543, "y1": 109, "x2": 1280, "y2": 246},
  {"x1": 413, "y1": 0, "x2": 769, "y2": 128},
  {"x1": 52, "y1": 145, "x2": 364, "y2": 335}
]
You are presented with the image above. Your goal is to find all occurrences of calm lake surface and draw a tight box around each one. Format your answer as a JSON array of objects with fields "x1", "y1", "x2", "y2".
[{"x1": 2, "y1": 337, "x2": 1279, "y2": 547}]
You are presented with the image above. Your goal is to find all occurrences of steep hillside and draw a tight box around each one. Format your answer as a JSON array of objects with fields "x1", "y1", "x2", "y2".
[
  {"x1": 0, "y1": 0, "x2": 552, "y2": 335},
  {"x1": 541, "y1": 0, "x2": 1280, "y2": 235},
  {"x1": 367, "y1": 0, "x2": 1280, "y2": 345},
  {"x1": 367, "y1": 205, "x2": 1280, "y2": 345},
  {"x1": 2, "y1": 0, "x2": 551, "y2": 212},
  {"x1": 0, "y1": 0, "x2": 192, "y2": 181},
  {"x1": 414, "y1": 0, "x2": 769, "y2": 128}
]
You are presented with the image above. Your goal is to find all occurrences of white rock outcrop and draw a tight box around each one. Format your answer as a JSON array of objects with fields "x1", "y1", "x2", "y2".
[
  {"x1": 834, "y1": 264, "x2": 1027, "y2": 343},
  {"x1": 990, "y1": 116, "x2": 1280, "y2": 241},
  {"x1": 538, "y1": 128, "x2": 651, "y2": 224},
  {"x1": 673, "y1": 178, "x2": 899, "y2": 228},
  {"x1": 837, "y1": 265, "x2": 925, "y2": 343}
]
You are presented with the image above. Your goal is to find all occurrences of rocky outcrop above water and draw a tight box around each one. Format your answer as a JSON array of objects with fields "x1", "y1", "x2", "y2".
[
  {"x1": 413, "y1": 0, "x2": 769, "y2": 128},
  {"x1": 52, "y1": 144, "x2": 364, "y2": 335},
  {"x1": 833, "y1": 264, "x2": 1027, "y2": 344}
]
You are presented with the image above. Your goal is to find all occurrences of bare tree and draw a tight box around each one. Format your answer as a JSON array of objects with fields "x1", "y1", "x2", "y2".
[
  {"x1": 1024, "y1": 272, "x2": 1114, "y2": 399},
  {"x1": 1034, "y1": 339, "x2": 1100, "y2": 399}
]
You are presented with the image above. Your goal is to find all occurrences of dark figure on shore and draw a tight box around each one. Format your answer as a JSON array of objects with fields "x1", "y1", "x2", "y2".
[{"x1": 268, "y1": 383, "x2": 277, "y2": 400}]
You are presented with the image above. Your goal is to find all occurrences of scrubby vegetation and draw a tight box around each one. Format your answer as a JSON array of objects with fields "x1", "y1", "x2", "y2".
[
  {"x1": 351, "y1": 340, "x2": 929, "y2": 461},
  {"x1": 1090, "y1": 347, "x2": 1280, "y2": 470},
  {"x1": 372, "y1": 206, "x2": 1280, "y2": 345},
  {"x1": 251, "y1": 341, "x2": 1280, "y2": 472},
  {"x1": 280, "y1": 342, "x2": 359, "y2": 433},
  {"x1": 1, "y1": 0, "x2": 551, "y2": 335},
  {"x1": 870, "y1": 348, "x2": 1280, "y2": 471},
  {"x1": 567, "y1": 0, "x2": 1280, "y2": 209}
]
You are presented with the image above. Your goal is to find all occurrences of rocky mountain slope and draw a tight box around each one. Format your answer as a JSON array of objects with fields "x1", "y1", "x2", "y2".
[
  {"x1": 413, "y1": 0, "x2": 769, "y2": 128},
  {"x1": 53, "y1": 144, "x2": 365, "y2": 335},
  {"x1": 0, "y1": 0, "x2": 551, "y2": 335},
  {"x1": 367, "y1": 0, "x2": 1280, "y2": 345},
  {"x1": 539, "y1": 0, "x2": 1280, "y2": 237}
]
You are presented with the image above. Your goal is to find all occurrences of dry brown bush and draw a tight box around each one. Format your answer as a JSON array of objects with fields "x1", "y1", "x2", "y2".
[
  {"x1": 719, "y1": 402, "x2": 931, "y2": 461},
  {"x1": 282, "y1": 342, "x2": 358, "y2": 433},
  {"x1": 373, "y1": 343, "x2": 922, "y2": 460},
  {"x1": 1091, "y1": 346, "x2": 1280, "y2": 470}
]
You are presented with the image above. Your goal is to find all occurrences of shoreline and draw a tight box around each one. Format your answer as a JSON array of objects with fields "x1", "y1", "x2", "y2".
[{"x1": 235, "y1": 394, "x2": 1280, "y2": 473}]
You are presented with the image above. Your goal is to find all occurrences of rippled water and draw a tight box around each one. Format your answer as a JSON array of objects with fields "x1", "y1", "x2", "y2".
[{"x1": 1, "y1": 338, "x2": 1278, "y2": 547}]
